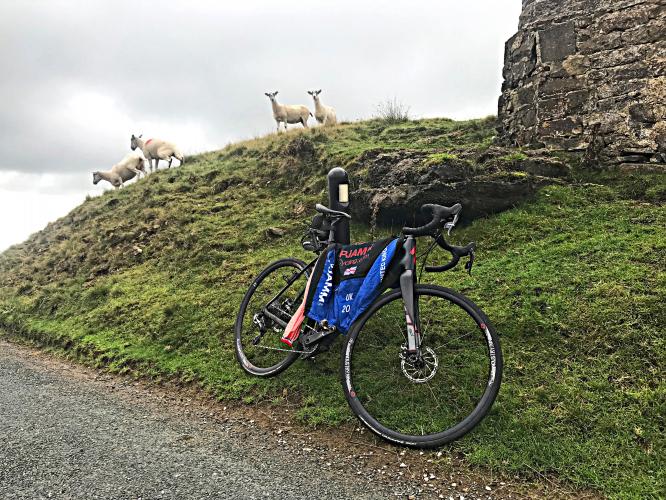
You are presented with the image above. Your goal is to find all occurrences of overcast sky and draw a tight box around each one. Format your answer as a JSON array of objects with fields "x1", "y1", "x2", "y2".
[{"x1": 0, "y1": 0, "x2": 521, "y2": 251}]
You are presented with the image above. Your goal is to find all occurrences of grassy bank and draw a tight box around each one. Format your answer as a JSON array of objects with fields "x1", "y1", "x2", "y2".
[{"x1": 1, "y1": 118, "x2": 664, "y2": 497}]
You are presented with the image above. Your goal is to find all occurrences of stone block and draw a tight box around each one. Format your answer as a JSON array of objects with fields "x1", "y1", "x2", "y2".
[
  {"x1": 590, "y1": 45, "x2": 644, "y2": 69},
  {"x1": 621, "y1": 18, "x2": 666, "y2": 45},
  {"x1": 651, "y1": 122, "x2": 666, "y2": 152},
  {"x1": 538, "y1": 22, "x2": 577, "y2": 62},
  {"x1": 507, "y1": 31, "x2": 537, "y2": 60},
  {"x1": 566, "y1": 90, "x2": 590, "y2": 113},
  {"x1": 541, "y1": 135, "x2": 589, "y2": 151},
  {"x1": 629, "y1": 103, "x2": 657, "y2": 123},
  {"x1": 539, "y1": 77, "x2": 582, "y2": 97},
  {"x1": 596, "y1": 79, "x2": 644, "y2": 100},
  {"x1": 538, "y1": 97, "x2": 567, "y2": 120},
  {"x1": 578, "y1": 31, "x2": 623, "y2": 55},
  {"x1": 539, "y1": 117, "x2": 583, "y2": 136},
  {"x1": 514, "y1": 84, "x2": 537, "y2": 109},
  {"x1": 597, "y1": 7, "x2": 650, "y2": 34},
  {"x1": 562, "y1": 54, "x2": 590, "y2": 76},
  {"x1": 498, "y1": 0, "x2": 665, "y2": 162},
  {"x1": 606, "y1": 62, "x2": 650, "y2": 81},
  {"x1": 518, "y1": 157, "x2": 571, "y2": 177},
  {"x1": 507, "y1": 58, "x2": 538, "y2": 85},
  {"x1": 522, "y1": 108, "x2": 538, "y2": 127}
]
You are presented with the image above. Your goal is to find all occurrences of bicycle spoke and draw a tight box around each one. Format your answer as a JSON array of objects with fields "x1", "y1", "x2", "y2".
[{"x1": 431, "y1": 331, "x2": 474, "y2": 352}]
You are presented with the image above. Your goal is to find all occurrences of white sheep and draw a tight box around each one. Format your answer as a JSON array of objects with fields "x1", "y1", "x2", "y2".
[
  {"x1": 265, "y1": 91, "x2": 312, "y2": 133},
  {"x1": 130, "y1": 134, "x2": 184, "y2": 172},
  {"x1": 307, "y1": 89, "x2": 337, "y2": 126},
  {"x1": 92, "y1": 153, "x2": 146, "y2": 189}
]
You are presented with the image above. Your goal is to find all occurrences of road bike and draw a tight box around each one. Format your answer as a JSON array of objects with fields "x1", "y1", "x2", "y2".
[{"x1": 234, "y1": 202, "x2": 502, "y2": 448}]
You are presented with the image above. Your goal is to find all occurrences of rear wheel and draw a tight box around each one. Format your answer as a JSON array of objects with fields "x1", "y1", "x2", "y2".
[
  {"x1": 341, "y1": 284, "x2": 502, "y2": 448},
  {"x1": 235, "y1": 258, "x2": 309, "y2": 377}
]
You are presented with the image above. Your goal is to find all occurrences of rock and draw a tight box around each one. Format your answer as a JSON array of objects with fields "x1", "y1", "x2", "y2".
[
  {"x1": 538, "y1": 22, "x2": 576, "y2": 62},
  {"x1": 266, "y1": 227, "x2": 286, "y2": 238},
  {"x1": 517, "y1": 157, "x2": 570, "y2": 178},
  {"x1": 349, "y1": 147, "x2": 569, "y2": 228},
  {"x1": 498, "y1": 0, "x2": 666, "y2": 166}
]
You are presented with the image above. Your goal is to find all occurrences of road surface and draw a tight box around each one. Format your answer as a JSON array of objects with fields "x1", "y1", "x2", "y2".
[{"x1": 0, "y1": 340, "x2": 408, "y2": 499}]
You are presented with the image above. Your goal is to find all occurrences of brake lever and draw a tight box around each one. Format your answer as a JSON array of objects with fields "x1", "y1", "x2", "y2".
[
  {"x1": 444, "y1": 213, "x2": 459, "y2": 236},
  {"x1": 465, "y1": 248, "x2": 475, "y2": 275}
]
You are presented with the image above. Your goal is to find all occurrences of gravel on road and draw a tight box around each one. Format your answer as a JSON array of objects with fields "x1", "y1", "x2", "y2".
[
  {"x1": 0, "y1": 340, "x2": 411, "y2": 499},
  {"x1": 0, "y1": 338, "x2": 585, "y2": 499}
]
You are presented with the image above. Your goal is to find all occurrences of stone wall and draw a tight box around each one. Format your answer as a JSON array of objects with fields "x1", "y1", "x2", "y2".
[{"x1": 498, "y1": 0, "x2": 666, "y2": 166}]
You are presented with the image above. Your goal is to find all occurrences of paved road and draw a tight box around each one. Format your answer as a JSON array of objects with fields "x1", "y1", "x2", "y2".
[{"x1": 0, "y1": 340, "x2": 408, "y2": 500}]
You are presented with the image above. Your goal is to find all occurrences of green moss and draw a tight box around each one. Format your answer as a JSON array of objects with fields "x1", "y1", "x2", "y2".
[
  {"x1": 498, "y1": 151, "x2": 529, "y2": 162},
  {"x1": 1, "y1": 117, "x2": 664, "y2": 498},
  {"x1": 423, "y1": 152, "x2": 459, "y2": 166}
]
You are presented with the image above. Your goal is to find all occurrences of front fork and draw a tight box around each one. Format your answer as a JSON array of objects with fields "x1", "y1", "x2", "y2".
[{"x1": 400, "y1": 236, "x2": 421, "y2": 354}]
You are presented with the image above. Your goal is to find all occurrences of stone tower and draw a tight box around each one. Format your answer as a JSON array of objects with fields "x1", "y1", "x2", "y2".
[{"x1": 498, "y1": 0, "x2": 665, "y2": 166}]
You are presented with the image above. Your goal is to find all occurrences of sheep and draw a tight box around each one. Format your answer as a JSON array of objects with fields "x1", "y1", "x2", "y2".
[
  {"x1": 130, "y1": 134, "x2": 184, "y2": 172},
  {"x1": 92, "y1": 153, "x2": 146, "y2": 189},
  {"x1": 265, "y1": 91, "x2": 312, "y2": 133},
  {"x1": 307, "y1": 89, "x2": 337, "y2": 126}
]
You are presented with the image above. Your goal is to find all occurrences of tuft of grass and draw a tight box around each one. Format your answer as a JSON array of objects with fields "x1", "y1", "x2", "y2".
[
  {"x1": 1, "y1": 117, "x2": 665, "y2": 497},
  {"x1": 373, "y1": 97, "x2": 411, "y2": 124},
  {"x1": 498, "y1": 151, "x2": 529, "y2": 162},
  {"x1": 423, "y1": 152, "x2": 459, "y2": 166}
]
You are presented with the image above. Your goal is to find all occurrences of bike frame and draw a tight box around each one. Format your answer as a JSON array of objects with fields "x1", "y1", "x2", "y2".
[
  {"x1": 259, "y1": 235, "x2": 423, "y2": 355},
  {"x1": 260, "y1": 257, "x2": 317, "y2": 329},
  {"x1": 398, "y1": 236, "x2": 422, "y2": 354}
]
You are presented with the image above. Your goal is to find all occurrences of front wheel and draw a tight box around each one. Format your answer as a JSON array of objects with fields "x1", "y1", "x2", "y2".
[{"x1": 341, "y1": 284, "x2": 502, "y2": 448}]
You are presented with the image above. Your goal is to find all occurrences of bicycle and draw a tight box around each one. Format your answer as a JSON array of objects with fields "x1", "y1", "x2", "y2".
[{"x1": 234, "y1": 202, "x2": 503, "y2": 448}]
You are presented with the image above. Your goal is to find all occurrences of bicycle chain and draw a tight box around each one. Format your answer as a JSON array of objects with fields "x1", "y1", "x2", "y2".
[{"x1": 253, "y1": 345, "x2": 314, "y2": 354}]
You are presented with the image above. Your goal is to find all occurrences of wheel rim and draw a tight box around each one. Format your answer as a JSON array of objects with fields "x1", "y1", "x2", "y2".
[
  {"x1": 345, "y1": 288, "x2": 497, "y2": 441},
  {"x1": 237, "y1": 261, "x2": 308, "y2": 373}
]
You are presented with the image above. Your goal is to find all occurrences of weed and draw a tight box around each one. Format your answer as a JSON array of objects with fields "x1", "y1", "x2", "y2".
[{"x1": 374, "y1": 97, "x2": 411, "y2": 124}]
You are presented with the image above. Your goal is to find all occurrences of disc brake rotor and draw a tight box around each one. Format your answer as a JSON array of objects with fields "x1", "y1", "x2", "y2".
[{"x1": 401, "y1": 346, "x2": 438, "y2": 383}]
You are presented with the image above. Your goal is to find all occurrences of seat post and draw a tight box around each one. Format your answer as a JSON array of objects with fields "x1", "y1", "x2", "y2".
[{"x1": 327, "y1": 168, "x2": 350, "y2": 244}]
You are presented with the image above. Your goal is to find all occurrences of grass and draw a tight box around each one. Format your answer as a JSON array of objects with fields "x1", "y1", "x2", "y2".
[
  {"x1": 424, "y1": 152, "x2": 460, "y2": 166},
  {"x1": 498, "y1": 151, "x2": 529, "y2": 162},
  {"x1": 0, "y1": 117, "x2": 664, "y2": 498},
  {"x1": 373, "y1": 97, "x2": 411, "y2": 124}
]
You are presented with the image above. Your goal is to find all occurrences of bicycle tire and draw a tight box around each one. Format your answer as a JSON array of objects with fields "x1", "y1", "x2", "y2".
[
  {"x1": 235, "y1": 258, "x2": 308, "y2": 377},
  {"x1": 341, "y1": 284, "x2": 502, "y2": 448}
]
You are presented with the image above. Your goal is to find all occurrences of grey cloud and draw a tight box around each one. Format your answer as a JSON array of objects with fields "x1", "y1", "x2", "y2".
[{"x1": 0, "y1": 0, "x2": 521, "y2": 175}]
